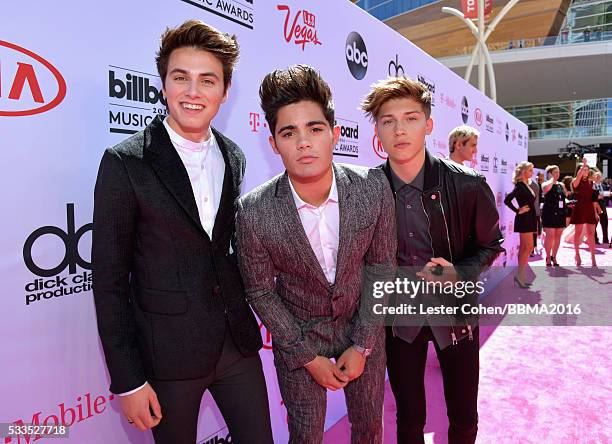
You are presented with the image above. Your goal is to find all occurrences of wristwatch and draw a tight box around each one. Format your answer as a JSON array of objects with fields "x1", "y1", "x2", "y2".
[{"x1": 352, "y1": 344, "x2": 372, "y2": 358}]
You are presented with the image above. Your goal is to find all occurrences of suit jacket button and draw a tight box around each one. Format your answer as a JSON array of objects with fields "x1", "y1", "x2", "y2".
[{"x1": 213, "y1": 286, "x2": 221, "y2": 295}]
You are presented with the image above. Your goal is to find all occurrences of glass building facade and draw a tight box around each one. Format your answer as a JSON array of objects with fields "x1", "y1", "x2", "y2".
[{"x1": 355, "y1": 0, "x2": 440, "y2": 21}]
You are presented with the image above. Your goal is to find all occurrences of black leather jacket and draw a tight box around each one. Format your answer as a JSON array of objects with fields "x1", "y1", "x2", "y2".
[{"x1": 380, "y1": 150, "x2": 504, "y2": 342}]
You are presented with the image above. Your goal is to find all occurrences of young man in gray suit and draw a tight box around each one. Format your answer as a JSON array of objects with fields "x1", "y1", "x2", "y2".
[{"x1": 236, "y1": 65, "x2": 397, "y2": 443}]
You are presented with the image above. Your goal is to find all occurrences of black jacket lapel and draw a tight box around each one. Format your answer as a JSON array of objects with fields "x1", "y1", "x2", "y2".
[
  {"x1": 144, "y1": 116, "x2": 205, "y2": 235},
  {"x1": 210, "y1": 128, "x2": 239, "y2": 244}
]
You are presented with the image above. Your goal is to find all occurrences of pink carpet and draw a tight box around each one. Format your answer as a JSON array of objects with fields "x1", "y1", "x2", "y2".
[{"x1": 323, "y1": 210, "x2": 612, "y2": 443}]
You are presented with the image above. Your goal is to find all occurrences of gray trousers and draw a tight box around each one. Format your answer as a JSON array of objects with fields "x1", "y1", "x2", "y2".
[{"x1": 274, "y1": 333, "x2": 386, "y2": 444}]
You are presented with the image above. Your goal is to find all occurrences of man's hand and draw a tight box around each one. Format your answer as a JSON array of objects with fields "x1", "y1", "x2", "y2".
[
  {"x1": 119, "y1": 383, "x2": 162, "y2": 431},
  {"x1": 336, "y1": 347, "x2": 366, "y2": 381},
  {"x1": 304, "y1": 356, "x2": 349, "y2": 391},
  {"x1": 416, "y1": 257, "x2": 459, "y2": 284}
]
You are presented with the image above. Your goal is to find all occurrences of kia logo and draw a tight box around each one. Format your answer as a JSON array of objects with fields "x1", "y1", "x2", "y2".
[
  {"x1": 474, "y1": 108, "x2": 483, "y2": 126},
  {"x1": 259, "y1": 322, "x2": 273, "y2": 350},
  {"x1": 0, "y1": 40, "x2": 67, "y2": 116},
  {"x1": 372, "y1": 134, "x2": 388, "y2": 159},
  {"x1": 23, "y1": 204, "x2": 91, "y2": 277},
  {"x1": 345, "y1": 32, "x2": 368, "y2": 80}
]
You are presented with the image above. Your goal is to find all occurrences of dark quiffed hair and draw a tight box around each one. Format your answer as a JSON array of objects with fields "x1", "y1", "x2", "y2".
[
  {"x1": 156, "y1": 20, "x2": 239, "y2": 91},
  {"x1": 259, "y1": 64, "x2": 335, "y2": 135}
]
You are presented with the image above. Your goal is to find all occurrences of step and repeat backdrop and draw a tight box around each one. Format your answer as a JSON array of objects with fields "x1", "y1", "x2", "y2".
[{"x1": 1, "y1": 1, "x2": 527, "y2": 442}]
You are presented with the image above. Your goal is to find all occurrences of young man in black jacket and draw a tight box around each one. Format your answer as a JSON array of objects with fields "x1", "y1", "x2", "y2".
[
  {"x1": 361, "y1": 77, "x2": 504, "y2": 444},
  {"x1": 92, "y1": 20, "x2": 272, "y2": 444}
]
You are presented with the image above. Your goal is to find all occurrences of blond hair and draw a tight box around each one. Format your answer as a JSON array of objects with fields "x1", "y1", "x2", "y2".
[
  {"x1": 448, "y1": 125, "x2": 480, "y2": 153},
  {"x1": 512, "y1": 161, "x2": 533, "y2": 184},
  {"x1": 361, "y1": 76, "x2": 431, "y2": 121},
  {"x1": 545, "y1": 165, "x2": 559, "y2": 178}
]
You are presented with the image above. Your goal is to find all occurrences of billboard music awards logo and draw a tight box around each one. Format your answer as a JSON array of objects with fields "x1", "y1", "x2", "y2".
[
  {"x1": 440, "y1": 92, "x2": 456, "y2": 109},
  {"x1": 198, "y1": 427, "x2": 233, "y2": 444},
  {"x1": 417, "y1": 74, "x2": 435, "y2": 106},
  {"x1": 334, "y1": 117, "x2": 359, "y2": 158},
  {"x1": 501, "y1": 158, "x2": 508, "y2": 174},
  {"x1": 474, "y1": 107, "x2": 483, "y2": 126},
  {"x1": 22, "y1": 204, "x2": 92, "y2": 306},
  {"x1": 179, "y1": 0, "x2": 254, "y2": 29},
  {"x1": 461, "y1": 96, "x2": 469, "y2": 124},
  {"x1": 278, "y1": 4, "x2": 321, "y2": 51},
  {"x1": 108, "y1": 66, "x2": 166, "y2": 135},
  {"x1": 0, "y1": 40, "x2": 66, "y2": 117},
  {"x1": 479, "y1": 154, "x2": 490, "y2": 172},
  {"x1": 345, "y1": 32, "x2": 368, "y2": 80},
  {"x1": 518, "y1": 132, "x2": 525, "y2": 147},
  {"x1": 485, "y1": 113, "x2": 494, "y2": 132},
  {"x1": 372, "y1": 133, "x2": 387, "y2": 160}
]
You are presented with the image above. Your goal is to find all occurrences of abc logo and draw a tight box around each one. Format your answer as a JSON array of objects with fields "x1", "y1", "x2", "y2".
[
  {"x1": 461, "y1": 96, "x2": 469, "y2": 124},
  {"x1": 23, "y1": 204, "x2": 91, "y2": 277},
  {"x1": 345, "y1": 32, "x2": 368, "y2": 80}
]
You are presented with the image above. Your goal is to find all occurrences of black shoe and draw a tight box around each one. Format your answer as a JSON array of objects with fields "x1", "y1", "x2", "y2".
[
  {"x1": 514, "y1": 276, "x2": 530, "y2": 288},
  {"x1": 551, "y1": 256, "x2": 559, "y2": 266}
]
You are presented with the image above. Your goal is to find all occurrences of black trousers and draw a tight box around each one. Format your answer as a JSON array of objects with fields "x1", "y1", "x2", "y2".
[
  {"x1": 595, "y1": 200, "x2": 608, "y2": 243},
  {"x1": 149, "y1": 330, "x2": 273, "y2": 444},
  {"x1": 386, "y1": 326, "x2": 479, "y2": 444}
]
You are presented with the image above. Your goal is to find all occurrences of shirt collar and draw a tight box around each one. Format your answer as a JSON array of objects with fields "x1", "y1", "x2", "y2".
[
  {"x1": 289, "y1": 169, "x2": 338, "y2": 210},
  {"x1": 163, "y1": 117, "x2": 214, "y2": 153},
  {"x1": 390, "y1": 162, "x2": 425, "y2": 192}
]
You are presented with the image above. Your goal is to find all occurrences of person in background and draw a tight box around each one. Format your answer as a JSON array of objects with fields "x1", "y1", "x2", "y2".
[
  {"x1": 562, "y1": 175, "x2": 575, "y2": 227},
  {"x1": 504, "y1": 161, "x2": 537, "y2": 287},
  {"x1": 570, "y1": 159, "x2": 599, "y2": 266},
  {"x1": 541, "y1": 165, "x2": 567, "y2": 266},
  {"x1": 448, "y1": 125, "x2": 479, "y2": 166},
  {"x1": 530, "y1": 172, "x2": 544, "y2": 256},
  {"x1": 593, "y1": 171, "x2": 608, "y2": 246}
]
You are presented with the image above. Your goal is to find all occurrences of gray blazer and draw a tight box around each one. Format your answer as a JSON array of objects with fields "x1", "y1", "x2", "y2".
[{"x1": 236, "y1": 163, "x2": 396, "y2": 372}]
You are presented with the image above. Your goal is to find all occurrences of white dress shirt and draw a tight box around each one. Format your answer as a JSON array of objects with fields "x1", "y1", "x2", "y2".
[
  {"x1": 119, "y1": 120, "x2": 225, "y2": 397},
  {"x1": 163, "y1": 118, "x2": 225, "y2": 239},
  {"x1": 288, "y1": 172, "x2": 340, "y2": 284}
]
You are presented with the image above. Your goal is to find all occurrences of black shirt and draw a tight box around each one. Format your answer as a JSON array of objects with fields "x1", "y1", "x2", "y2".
[{"x1": 390, "y1": 164, "x2": 434, "y2": 267}]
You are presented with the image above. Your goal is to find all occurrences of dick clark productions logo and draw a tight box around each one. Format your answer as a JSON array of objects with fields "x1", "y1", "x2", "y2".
[{"x1": 22, "y1": 204, "x2": 92, "y2": 306}]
